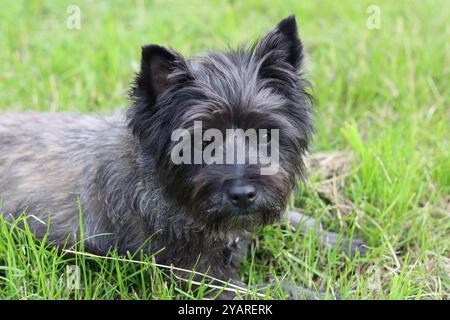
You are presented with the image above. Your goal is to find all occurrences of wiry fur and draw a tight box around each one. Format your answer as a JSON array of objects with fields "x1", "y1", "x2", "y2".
[{"x1": 0, "y1": 16, "x2": 313, "y2": 288}]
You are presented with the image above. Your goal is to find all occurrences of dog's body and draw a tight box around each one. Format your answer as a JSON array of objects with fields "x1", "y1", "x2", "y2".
[{"x1": 0, "y1": 112, "x2": 244, "y2": 280}]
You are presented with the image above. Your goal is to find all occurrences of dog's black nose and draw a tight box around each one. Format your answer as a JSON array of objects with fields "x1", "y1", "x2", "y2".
[{"x1": 227, "y1": 183, "x2": 257, "y2": 208}]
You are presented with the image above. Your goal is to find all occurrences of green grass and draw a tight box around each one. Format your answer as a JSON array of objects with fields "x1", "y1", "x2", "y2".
[{"x1": 0, "y1": 0, "x2": 448, "y2": 299}]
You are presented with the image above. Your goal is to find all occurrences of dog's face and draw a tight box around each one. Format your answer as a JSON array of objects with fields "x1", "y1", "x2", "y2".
[{"x1": 128, "y1": 16, "x2": 313, "y2": 233}]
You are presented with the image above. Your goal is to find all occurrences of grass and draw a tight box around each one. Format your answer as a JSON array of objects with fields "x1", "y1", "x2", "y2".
[{"x1": 0, "y1": 0, "x2": 448, "y2": 299}]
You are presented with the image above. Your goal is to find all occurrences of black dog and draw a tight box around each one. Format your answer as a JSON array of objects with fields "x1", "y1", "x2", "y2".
[{"x1": 0, "y1": 16, "x2": 363, "y2": 299}]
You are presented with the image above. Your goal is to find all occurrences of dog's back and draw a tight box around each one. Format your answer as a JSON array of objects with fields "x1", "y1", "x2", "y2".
[{"x1": 0, "y1": 113, "x2": 132, "y2": 246}]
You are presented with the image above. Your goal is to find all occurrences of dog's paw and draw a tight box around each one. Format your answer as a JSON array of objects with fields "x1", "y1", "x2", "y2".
[
  {"x1": 322, "y1": 231, "x2": 367, "y2": 257},
  {"x1": 348, "y1": 238, "x2": 368, "y2": 257}
]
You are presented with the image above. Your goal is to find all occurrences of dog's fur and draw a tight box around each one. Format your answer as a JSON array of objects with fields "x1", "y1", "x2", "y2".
[{"x1": 0, "y1": 16, "x2": 315, "y2": 294}]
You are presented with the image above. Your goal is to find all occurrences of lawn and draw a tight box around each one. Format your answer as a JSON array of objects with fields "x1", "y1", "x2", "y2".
[{"x1": 0, "y1": 0, "x2": 448, "y2": 299}]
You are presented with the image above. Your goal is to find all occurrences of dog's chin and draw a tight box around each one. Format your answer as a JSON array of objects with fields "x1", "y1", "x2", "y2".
[{"x1": 194, "y1": 206, "x2": 281, "y2": 235}]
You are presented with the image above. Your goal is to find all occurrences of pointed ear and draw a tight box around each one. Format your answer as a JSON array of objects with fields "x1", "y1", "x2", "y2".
[
  {"x1": 254, "y1": 15, "x2": 304, "y2": 71},
  {"x1": 134, "y1": 45, "x2": 188, "y2": 103}
]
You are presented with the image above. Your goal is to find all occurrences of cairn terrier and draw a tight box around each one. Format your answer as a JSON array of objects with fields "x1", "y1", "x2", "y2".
[{"x1": 0, "y1": 16, "x2": 364, "y2": 299}]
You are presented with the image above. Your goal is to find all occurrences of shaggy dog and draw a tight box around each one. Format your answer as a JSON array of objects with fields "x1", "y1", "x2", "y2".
[{"x1": 0, "y1": 16, "x2": 364, "y2": 299}]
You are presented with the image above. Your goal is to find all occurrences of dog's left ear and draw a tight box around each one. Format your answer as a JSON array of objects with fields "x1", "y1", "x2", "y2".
[{"x1": 254, "y1": 15, "x2": 304, "y2": 72}]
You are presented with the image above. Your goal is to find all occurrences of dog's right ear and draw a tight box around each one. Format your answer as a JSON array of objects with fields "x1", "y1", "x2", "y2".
[
  {"x1": 133, "y1": 45, "x2": 189, "y2": 104},
  {"x1": 128, "y1": 45, "x2": 190, "y2": 140}
]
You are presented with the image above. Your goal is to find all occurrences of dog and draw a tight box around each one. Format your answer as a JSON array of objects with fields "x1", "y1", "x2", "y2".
[{"x1": 0, "y1": 16, "x2": 364, "y2": 299}]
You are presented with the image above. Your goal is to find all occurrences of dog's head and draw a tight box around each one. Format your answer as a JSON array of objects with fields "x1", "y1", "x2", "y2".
[{"x1": 128, "y1": 16, "x2": 313, "y2": 233}]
